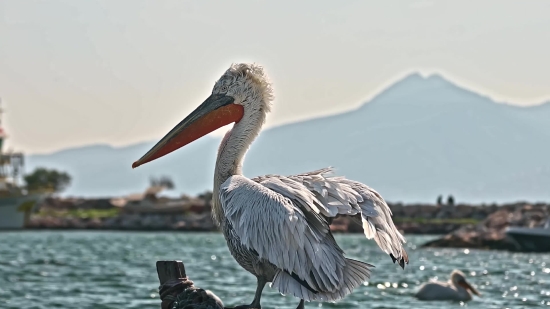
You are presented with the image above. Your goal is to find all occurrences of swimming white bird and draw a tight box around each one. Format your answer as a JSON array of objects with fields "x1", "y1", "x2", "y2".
[
  {"x1": 132, "y1": 63, "x2": 408, "y2": 309},
  {"x1": 415, "y1": 270, "x2": 481, "y2": 302}
]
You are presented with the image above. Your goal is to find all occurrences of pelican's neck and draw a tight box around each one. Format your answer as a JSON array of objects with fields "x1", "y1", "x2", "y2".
[
  {"x1": 212, "y1": 104, "x2": 267, "y2": 225},
  {"x1": 451, "y1": 280, "x2": 471, "y2": 298}
]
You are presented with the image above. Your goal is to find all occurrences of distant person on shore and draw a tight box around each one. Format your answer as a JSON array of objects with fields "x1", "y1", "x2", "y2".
[{"x1": 447, "y1": 195, "x2": 455, "y2": 206}]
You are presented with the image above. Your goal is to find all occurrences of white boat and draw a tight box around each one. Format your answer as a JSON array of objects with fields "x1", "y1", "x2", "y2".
[
  {"x1": 0, "y1": 194, "x2": 44, "y2": 230},
  {"x1": 505, "y1": 219, "x2": 550, "y2": 252},
  {"x1": 0, "y1": 99, "x2": 46, "y2": 229}
]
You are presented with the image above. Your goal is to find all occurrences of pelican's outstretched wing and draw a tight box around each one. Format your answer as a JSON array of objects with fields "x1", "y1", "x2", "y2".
[
  {"x1": 253, "y1": 167, "x2": 409, "y2": 268},
  {"x1": 219, "y1": 175, "x2": 373, "y2": 302}
]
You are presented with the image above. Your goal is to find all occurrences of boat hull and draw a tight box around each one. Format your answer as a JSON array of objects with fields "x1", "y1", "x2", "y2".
[
  {"x1": 0, "y1": 195, "x2": 45, "y2": 230},
  {"x1": 506, "y1": 227, "x2": 550, "y2": 252}
]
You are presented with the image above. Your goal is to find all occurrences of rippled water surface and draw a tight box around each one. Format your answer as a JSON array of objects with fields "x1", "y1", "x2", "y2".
[{"x1": 1, "y1": 231, "x2": 550, "y2": 309}]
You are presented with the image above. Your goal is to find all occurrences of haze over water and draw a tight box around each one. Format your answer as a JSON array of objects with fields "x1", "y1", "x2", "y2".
[{"x1": 1, "y1": 231, "x2": 549, "y2": 309}]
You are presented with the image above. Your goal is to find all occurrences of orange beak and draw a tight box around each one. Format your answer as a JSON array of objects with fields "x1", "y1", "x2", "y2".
[
  {"x1": 132, "y1": 94, "x2": 244, "y2": 168},
  {"x1": 458, "y1": 280, "x2": 481, "y2": 296}
]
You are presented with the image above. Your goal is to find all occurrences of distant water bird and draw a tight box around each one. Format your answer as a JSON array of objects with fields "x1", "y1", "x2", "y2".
[
  {"x1": 415, "y1": 270, "x2": 481, "y2": 302},
  {"x1": 132, "y1": 63, "x2": 408, "y2": 309}
]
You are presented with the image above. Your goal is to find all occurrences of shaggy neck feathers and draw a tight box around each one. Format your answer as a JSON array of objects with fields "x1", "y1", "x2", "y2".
[{"x1": 211, "y1": 102, "x2": 268, "y2": 225}]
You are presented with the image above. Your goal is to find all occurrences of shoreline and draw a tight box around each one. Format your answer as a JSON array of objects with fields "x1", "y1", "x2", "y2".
[
  {"x1": 17, "y1": 196, "x2": 549, "y2": 250},
  {"x1": 2, "y1": 226, "x2": 450, "y2": 234}
]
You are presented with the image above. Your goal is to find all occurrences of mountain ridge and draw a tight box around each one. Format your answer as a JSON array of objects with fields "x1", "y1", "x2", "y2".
[
  {"x1": 26, "y1": 72, "x2": 550, "y2": 203},
  {"x1": 25, "y1": 72, "x2": 549, "y2": 157}
]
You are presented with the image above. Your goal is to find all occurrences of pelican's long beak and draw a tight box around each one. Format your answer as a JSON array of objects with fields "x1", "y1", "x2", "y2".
[
  {"x1": 132, "y1": 94, "x2": 243, "y2": 168},
  {"x1": 458, "y1": 280, "x2": 481, "y2": 296}
]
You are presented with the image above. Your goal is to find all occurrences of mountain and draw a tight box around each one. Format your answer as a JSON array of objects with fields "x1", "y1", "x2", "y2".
[{"x1": 27, "y1": 73, "x2": 550, "y2": 203}]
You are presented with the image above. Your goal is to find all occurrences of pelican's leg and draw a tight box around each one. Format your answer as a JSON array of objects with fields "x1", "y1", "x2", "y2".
[
  {"x1": 250, "y1": 277, "x2": 266, "y2": 308},
  {"x1": 296, "y1": 299, "x2": 305, "y2": 309},
  {"x1": 234, "y1": 277, "x2": 266, "y2": 309}
]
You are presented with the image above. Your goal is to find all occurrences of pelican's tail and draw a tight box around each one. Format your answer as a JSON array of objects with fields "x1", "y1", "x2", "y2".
[{"x1": 271, "y1": 258, "x2": 373, "y2": 303}]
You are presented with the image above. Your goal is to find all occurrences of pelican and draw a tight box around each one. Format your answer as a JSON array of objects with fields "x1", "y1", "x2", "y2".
[
  {"x1": 132, "y1": 63, "x2": 408, "y2": 308},
  {"x1": 415, "y1": 270, "x2": 481, "y2": 302}
]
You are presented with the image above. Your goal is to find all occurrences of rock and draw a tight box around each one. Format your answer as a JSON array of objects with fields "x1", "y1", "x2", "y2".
[
  {"x1": 422, "y1": 204, "x2": 550, "y2": 251},
  {"x1": 402, "y1": 205, "x2": 422, "y2": 218},
  {"x1": 399, "y1": 222, "x2": 460, "y2": 234},
  {"x1": 389, "y1": 203, "x2": 404, "y2": 217},
  {"x1": 330, "y1": 216, "x2": 349, "y2": 233},
  {"x1": 451, "y1": 205, "x2": 474, "y2": 219}
]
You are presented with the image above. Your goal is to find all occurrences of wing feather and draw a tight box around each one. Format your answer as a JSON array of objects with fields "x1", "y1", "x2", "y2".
[
  {"x1": 220, "y1": 175, "x2": 346, "y2": 293},
  {"x1": 220, "y1": 166, "x2": 407, "y2": 302},
  {"x1": 253, "y1": 167, "x2": 409, "y2": 268}
]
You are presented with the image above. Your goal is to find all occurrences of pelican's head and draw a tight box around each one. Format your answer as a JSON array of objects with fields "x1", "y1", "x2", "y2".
[
  {"x1": 451, "y1": 270, "x2": 481, "y2": 296},
  {"x1": 132, "y1": 63, "x2": 273, "y2": 169},
  {"x1": 213, "y1": 63, "x2": 273, "y2": 114}
]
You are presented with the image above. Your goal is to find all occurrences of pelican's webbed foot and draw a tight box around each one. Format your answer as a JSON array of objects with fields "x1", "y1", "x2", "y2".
[{"x1": 296, "y1": 299, "x2": 305, "y2": 309}]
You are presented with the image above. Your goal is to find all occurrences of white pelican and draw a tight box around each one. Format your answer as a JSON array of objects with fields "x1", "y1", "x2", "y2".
[
  {"x1": 415, "y1": 270, "x2": 481, "y2": 302},
  {"x1": 132, "y1": 63, "x2": 408, "y2": 309}
]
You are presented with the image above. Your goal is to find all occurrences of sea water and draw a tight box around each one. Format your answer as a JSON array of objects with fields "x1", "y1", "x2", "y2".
[{"x1": 0, "y1": 231, "x2": 549, "y2": 309}]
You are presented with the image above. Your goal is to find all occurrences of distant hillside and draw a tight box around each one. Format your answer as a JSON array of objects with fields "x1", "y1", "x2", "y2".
[{"x1": 27, "y1": 73, "x2": 550, "y2": 203}]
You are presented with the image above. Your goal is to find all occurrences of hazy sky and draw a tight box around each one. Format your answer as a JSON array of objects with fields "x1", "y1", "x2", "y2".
[{"x1": 1, "y1": 0, "x2": 549, "y2": 154}]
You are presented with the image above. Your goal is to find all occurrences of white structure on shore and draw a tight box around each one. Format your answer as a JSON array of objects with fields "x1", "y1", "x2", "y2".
[{"x1": 0, "y1": 98, "x2": 45, "y2": 229}]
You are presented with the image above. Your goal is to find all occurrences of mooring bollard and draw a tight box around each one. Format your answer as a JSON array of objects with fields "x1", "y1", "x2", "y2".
[{"x1": 156, "y1": 260, "x2": 225, "y2": 309}]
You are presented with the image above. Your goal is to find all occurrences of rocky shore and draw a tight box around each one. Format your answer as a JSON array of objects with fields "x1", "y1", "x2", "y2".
[
  {"x1": 28, "y1": 192, "x2": 218, "y2": 231},
  {"x1": 27, "y1": 193, "x2": 549, "y2": 242},
  {"x1": 422, "y1": 203, "x2": 550, "y2": 251}
]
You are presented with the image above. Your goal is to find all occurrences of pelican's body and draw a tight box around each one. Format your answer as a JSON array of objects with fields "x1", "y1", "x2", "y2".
[
  {"x1": 133, "y1": 63, "x2": 408, "y2": 308},
  {"x1": 415, "y1": 270, "x2": 481, "y2": 302}
]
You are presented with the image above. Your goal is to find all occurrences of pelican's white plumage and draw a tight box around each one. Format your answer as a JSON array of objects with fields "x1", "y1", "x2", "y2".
[
  {"x1": 221, "y1": 169, "x2": 399, "y2": 302},
  {"x1": 251, "y1": 168, "x2": 406, "y2": 262},
  {"x1": 133, "y1": 63, "x2": 408, "y2": 309},
  {"x1": 415, "y1": 270, "x2": 481, "y2": 302}
]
